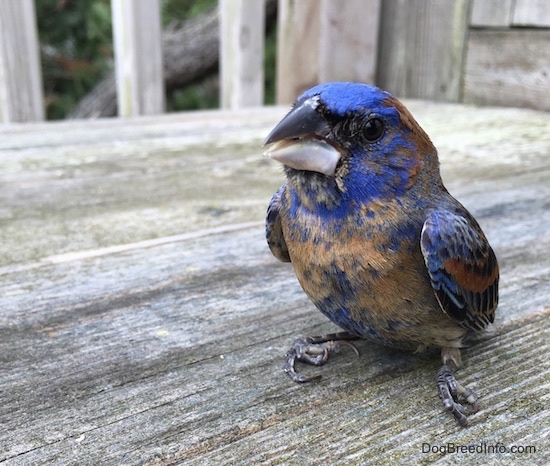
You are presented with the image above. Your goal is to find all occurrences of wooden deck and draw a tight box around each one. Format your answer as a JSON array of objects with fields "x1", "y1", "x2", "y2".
[{"x1": 1, "y1": 102, "x2": 549, "y2": 465}]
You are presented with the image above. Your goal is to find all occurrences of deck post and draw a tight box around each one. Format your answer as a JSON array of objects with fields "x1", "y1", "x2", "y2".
[
  {"x1": 0, "y1": 0, "x2": 44, "y2": 123},
  {"x1": 111, "y1": 0, "x2": 165, "y2": 116},
  {"x1": 220, "y1": 0, "x2": 265, "y2": 109}
]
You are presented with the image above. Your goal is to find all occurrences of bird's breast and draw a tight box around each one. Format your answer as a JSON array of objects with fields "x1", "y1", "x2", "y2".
[
  {"x1": 282, "y1": 197, "x2": 421, "y2": 305},
  {"x1": 281, "y1": 196, "x2": 466, "y2": 348}
]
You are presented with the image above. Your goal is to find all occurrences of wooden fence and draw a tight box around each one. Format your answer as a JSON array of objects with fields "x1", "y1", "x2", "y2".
[{"x1": 1, "y1": 0, "x2": 549, "y2": 123}]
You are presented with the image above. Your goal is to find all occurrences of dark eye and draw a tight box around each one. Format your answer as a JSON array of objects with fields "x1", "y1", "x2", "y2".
[{"x1": 363, "y1": 118, "x2": 384, "y2": 142}]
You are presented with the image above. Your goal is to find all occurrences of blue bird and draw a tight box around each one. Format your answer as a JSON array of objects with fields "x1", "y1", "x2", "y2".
[{"x1": 264, "y1": 82, "x2": 499, "y2": 426}]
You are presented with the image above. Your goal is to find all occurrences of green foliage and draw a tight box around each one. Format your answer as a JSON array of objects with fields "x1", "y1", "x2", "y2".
[
  {"x1": 168, "y1": 83, "x2": 218, "y2": 112},
  {"x1": 162, "y1": 0, "x2": 216, "y2": 25},
  {"x1": 163, "y1": 0, "x2": 219, "y2": 112},
  {"x1": 37, "y1": 0, "x2": 113, "y2": 119}
]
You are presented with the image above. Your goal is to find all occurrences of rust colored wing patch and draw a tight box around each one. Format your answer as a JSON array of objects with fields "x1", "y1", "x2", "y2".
[{"x1": 421, "y1": 209, "x2": 499, "y2": 331}]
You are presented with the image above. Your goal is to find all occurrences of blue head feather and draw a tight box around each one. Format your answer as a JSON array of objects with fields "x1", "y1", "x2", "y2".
[{"x1": 298, "y1": 82, "x2": 394, "y2": 117}]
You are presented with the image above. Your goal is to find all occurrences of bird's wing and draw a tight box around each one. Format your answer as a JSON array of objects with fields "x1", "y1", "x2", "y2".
[
  {"x1": 266, "y1": 185, "x2": 291, "y2": 263},
  {"x1": 420, "y1": 209, "x2": 499, "y2": 330}
]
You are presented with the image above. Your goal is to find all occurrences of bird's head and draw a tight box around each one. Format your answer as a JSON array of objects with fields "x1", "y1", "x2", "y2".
[{"x1": 264, "y1": 82, "x2": 438, "y2": 202}]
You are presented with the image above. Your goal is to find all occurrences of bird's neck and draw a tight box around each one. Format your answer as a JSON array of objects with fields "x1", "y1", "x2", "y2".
[
  {"x1": 285, "y1": 168, "x2": 343, "y2": 212},
  {"x1": 285, "y1": 151, "x2": 443, "y2": 217}
]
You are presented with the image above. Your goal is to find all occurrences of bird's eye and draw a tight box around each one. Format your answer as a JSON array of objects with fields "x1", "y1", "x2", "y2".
[{"x1": 363, "y1": 118, "x2": 384, "y2": 142}]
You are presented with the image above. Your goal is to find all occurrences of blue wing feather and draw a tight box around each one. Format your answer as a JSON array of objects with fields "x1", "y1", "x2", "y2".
[
  {"x1": 421, "y1": 210, "x2": 499, "y2": 330},
  {"x1": 266, "y1": 185, "x2": 291, "y2": 263}
]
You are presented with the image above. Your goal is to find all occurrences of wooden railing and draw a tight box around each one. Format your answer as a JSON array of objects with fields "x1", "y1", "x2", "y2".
[{"x1": 1, "y1": 0, "x2": 549, "y2": 123}]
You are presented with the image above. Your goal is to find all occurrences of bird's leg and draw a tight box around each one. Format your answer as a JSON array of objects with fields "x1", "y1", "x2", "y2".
[
  {"x1": 284, "y1": 332, "x2": 360, "y2": 383},
  {"x1": 436, "y1": 347, "x2": 478, "y2": 426}
]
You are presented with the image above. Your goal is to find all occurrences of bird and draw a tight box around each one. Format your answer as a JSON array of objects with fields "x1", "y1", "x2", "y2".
[{"x1": 264, "y1": 82, "x2": 499, "y2": 426}]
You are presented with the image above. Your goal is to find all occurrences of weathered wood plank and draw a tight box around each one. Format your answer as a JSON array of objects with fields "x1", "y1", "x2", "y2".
[
  {"x1": 470, "y1": 0, "x2": 514, "y2": 27},
  {"x1": 276, "y1": 0, "x2": 381, "y2": 102},
  {"x1": 377, "y1": 0, "x2": 470, "y2": 102},
  {"x1": 513, "y1": 0, "x2": 550, "y2": 27},
  {"x1": 0, "y1": 0, "x2": 44, "y2": 122},
  {"x1": 1, "y1": 104, "x2": 550, "y2": 464},
  {"x1": 276, "y1": 0, "x2": 320, "y2": 104},
  {"x1": 3, "y1": 102, "x2": 550, "y2": 270},
  {"x1": 111, "y1": 0, "x2": 165, "y2": 116},
  {"x1": 220, "y1": 0, "x2": 265, "y2": 108},
  {"x1": 0, "y1": 107, "x2": 286, "y2": 268},
  {"x1": 317, "y1": 0, "x2": 381, "y2": 84},
  {"x1": 464, "y1": 29, "x2": 550, "y2": 111},
  {"x1": 1, "y1": 214, "x2": 549, "y2": 464}
]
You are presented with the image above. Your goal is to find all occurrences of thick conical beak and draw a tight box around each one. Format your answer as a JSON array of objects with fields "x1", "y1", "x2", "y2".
[{"x1": 263, "y1": 97, "x2": 341, "y2": 177}]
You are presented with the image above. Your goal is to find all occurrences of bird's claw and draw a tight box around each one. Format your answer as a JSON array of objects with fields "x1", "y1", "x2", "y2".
[
  {"x1": 283, "y1": 333, "x2": 360, "y2": 383},
  {"x1": 436, "y1": 364, "x2": 478, "y2": 426}
]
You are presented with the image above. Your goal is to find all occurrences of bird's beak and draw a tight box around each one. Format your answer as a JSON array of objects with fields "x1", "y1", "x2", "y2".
[{"x1": 263, "y1": 97, "x2": 341, "y2": 176}]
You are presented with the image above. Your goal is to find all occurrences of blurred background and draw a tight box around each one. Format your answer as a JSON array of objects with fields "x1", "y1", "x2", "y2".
[
  {"x1": 1, "y1": 0, "x2": 549, "y2": 122},
  {"x1": 37, "y1": 0, "x2": 244, "y2": 119}
]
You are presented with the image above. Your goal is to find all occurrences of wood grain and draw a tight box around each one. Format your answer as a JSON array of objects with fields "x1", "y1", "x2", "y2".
[
  {"x1": 470, "y1": 0, "x2": 514, "y2": 27},
  {"x1": 377, "y1": 0, "x2": 470, "y2": 102},
  {"x1": 1, "y1": 103, "x2": 550, "y2": 464},
  {"x1": 111, "y1": 0, "x2": 165, "y2": 116},
  {"x1": 0, "y1": 0, "x2": 44, "y2": 122},
  {"x1": 220, "y1": 0, "x2": 265, "y2": 108},
  {"x1": 317, "y1": 0, "x2": 380, "y2": 85},
  {"x1": 464, "y1": 29, "x2": 550, "y2": 111},
  {"x1": 513, "y1": 0, "x2": 550, "y2": 27},
  {"x1": 276, "y1": 0, "x2": 320, "y2": 104}
]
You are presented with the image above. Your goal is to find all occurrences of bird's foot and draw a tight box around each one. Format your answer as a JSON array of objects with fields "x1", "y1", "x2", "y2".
[
  {"x1": 283, "y1": 332, "x2": 360, "y2": 383},
  {"x1": 436, "y1": 364, "x2": 478, "y2": 426}
]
